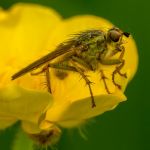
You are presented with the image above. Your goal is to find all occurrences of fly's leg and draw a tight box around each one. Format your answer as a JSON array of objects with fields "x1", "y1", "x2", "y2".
[
  {"x1": 45, "y1": 67, "x2": 51, "y2": 93},
  {"x1": 112, "y1": 46, "x2": 127, "y2": 89},
  {"x1": 100, "y1": 44, "x2": 127, "y2": 90},
  {"x1": 71, "y1": 60, "x2": 96, "y2": 108},
  {"x1": 100, "y1": 58, "x2": 122, "y2": 65},
  {"x1": 117, "y1": 46, "x2": 127, "y2": 78},
  {"x1": 31, "y1": 63, "x2": 77, "y2": 75},
  {"x1": 112, "y1": 59, "x2": 127, "y2": 89},
  {"x1": 32, "y1": 61, "x2": 96, "y2": 108},
  {"x1": 100, "y1": 57, "x2": 122, "y2": 91},
  {"x1": 100, "y1": 70, "x2": 111, "y2": 94},
  {"x1": 31, "y1": 65, "x2": 52, "y2": 93},
  {"x1": 30, "y1": 64, "x2": 50, "y2": 75},
  {"x1": 31, "y1": 63, "x2": 77, "y2": 93}
]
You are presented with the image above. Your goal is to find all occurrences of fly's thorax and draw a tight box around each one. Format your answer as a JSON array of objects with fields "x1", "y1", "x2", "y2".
[
  {"x1": 78, "y1": 51, "x2": 99, "y2": 71},
  {"x1": 78, "y1": 34, "x2": 106, "y2": 71},
  {"x1": 85, "y1": 33, "x2": 106, "y2": 51},
  {"x1": 75, "y1": 30, "x2": 106, "y2": 52}
]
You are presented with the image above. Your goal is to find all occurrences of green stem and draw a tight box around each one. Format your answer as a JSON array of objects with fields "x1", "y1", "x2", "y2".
[{"x1": 12, "y1": 128, "x2": 34, "y2": 150}]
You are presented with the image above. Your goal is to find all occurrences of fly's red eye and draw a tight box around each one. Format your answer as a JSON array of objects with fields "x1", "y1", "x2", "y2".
[{"x1": 108, "y1": 29, "x2": 122, "y2": 42}]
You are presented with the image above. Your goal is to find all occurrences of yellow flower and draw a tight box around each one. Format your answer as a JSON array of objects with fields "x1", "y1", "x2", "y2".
[
  {"x1": 0, "y1": 2, "x2": 138, "y2": 143},
  {"x1": 0, "y1": 3, "x2": 62, "y2": 133}
]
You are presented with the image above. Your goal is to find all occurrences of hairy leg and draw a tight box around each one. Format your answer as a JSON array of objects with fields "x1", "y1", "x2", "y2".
[
  {"x1": 31, "y1": 61, "x2": 96, "y2": 107},
  {"x1": 71, "y1": 60, "x2": 96, "y2": 108},
  {"x1": 100, "y1": 70, "x2": 111, "y2": 94},
  {"x1": 31, "y1": 63, "x2": 77, "y2": 93},
  {"x1": 45, "y1": 67, "x2": 51, "y2": 93},
  {"x1": 112, "y1": 46, "x2": 127, "y2": 89},
  {"x1": 31, "y1": 64, "x2": 52, "y2": 93},
  {"x1": 100, "y1": 45, "x2": 127, "y2": 90}
]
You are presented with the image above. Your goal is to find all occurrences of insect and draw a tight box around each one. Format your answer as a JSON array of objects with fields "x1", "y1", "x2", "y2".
[{"x1": 12, "y1": 27, "x2": 130, "y2": 108}]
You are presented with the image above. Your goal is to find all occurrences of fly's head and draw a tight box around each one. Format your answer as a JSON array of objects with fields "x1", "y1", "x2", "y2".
[{"x1": 104, "y1": 27, "x2": 130, "y2": 56}]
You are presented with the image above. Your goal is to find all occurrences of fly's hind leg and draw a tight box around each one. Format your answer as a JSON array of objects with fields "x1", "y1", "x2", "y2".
[
  {"x1": 30, "y1": 61, "x2": 96, "y2": 108},
  {"x1": 71, "y1": 60, "x2": 96, "y2": 108}
]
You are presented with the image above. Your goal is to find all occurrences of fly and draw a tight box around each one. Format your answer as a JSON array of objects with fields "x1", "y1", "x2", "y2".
[{"x1": 12, "y1": 27, "x2": 130, "y2": 108}]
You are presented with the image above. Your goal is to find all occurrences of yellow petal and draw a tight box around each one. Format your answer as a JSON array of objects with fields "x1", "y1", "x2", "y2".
[
  {"x1": 0, "y1": 3, "x2": 62, "y2": 88},
  {"x1": 45, "y1": 15, "x2": 113, "y2": 50},
  {"x1": 0, "y1": 3, "x2": 138, "y2": 131},
  {"x1": 21, "y1": 121, "x2": 42, "y2": 134},
  {"x1": 0, "y1": 116, "x2": 17, "y2": 129},
  {"x1": 41, "y1": 90, "x2": 126, "y2": 128},
  {"x1": 0, "y1": 85, "x2": 52, "y2": 130},
  {"x1": 123, "y1": 36, "x2": 138, "y2": 80},
  {"x1": 0, "y1": 3, "x2": 62, "y2": 132}
]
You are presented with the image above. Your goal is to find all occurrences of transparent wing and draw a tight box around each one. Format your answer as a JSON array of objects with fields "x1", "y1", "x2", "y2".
[{"x1": 12, "y1": 42, "x2": 75, "y2": 80}]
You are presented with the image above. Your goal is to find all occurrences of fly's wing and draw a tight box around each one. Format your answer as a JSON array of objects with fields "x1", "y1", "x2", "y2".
[
  {"x1": 12, "y1": 41, "x2": 75, "y2": 80},
  {"x1": 12, "y1": 30, "x2": 102, "y2": 80}
]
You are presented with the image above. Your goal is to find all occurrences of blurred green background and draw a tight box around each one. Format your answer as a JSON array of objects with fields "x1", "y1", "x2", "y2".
[{"x1": 0, "y1": 0, "x2": 149, "y2": 150}]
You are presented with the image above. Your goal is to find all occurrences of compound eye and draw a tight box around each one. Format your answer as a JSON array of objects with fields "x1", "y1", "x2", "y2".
[{"x1": 108, "y1": 29, "x2": 122, "y2": 42}]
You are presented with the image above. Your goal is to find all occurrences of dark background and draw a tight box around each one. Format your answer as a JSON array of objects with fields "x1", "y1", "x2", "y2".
[{"x1": 0, "y1": 0, "x2": 149, "y2": 150}]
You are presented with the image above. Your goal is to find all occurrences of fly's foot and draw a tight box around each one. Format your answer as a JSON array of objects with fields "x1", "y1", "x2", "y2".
[
  {"x1": 118, "y1": 70, "x2": 127, "y2": 78},
  {"x1": 112, "y1": 67, "x2": 127, "y2": 90},
  {"x1": 112, "y1": 68, "x2": 121, "y2": 89}
]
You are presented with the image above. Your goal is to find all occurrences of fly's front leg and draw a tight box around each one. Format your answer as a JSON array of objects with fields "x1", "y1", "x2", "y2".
[
  {"x1": 116, "y1": 45, "x2": 127, "y2": 78},
  {"x1": 100, "y1": 58, "x2": 122, "y2": 65},
  {"x1": 112, "y1": 60, "x2": 126, "y2": 89},
  {"x1": 112, "y1": 46, "x2": 127, "y2": 89},
  {"x1": 100, "y1": 56, "x2": 123, "y2": 91},
  {"x1": 100, "y1": 47, "x2": 126, "y2": 90},
  {"x1": 30, "y1": 64, "x2": 49, "y2": 76}
]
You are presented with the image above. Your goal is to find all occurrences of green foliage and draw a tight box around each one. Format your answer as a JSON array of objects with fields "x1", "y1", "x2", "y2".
[{"x1": 12, "y1": 128, "x2": 34, "y2": 150}]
